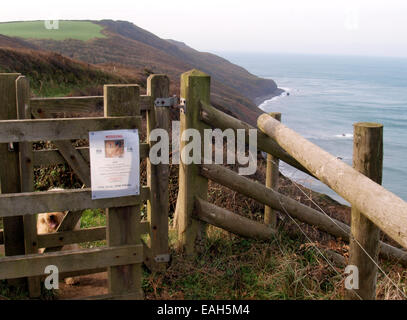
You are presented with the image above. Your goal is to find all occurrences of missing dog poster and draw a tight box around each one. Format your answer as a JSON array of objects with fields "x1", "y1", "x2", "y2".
[{"x1": 89, "y1": 129, "x2": 140, "y2": 200}]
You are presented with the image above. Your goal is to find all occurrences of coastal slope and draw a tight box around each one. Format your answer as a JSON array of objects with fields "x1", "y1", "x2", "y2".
[{"x1": 0, "y1": 20, "x2": 280, "y2": 124}]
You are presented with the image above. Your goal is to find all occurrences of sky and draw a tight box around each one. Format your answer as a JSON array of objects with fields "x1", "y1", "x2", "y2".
[{"x1": 2, "y1": 0, "x2": 407, "y2": 57}]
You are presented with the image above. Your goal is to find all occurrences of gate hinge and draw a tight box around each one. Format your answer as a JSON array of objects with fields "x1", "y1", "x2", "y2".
[
  {"x1": 154, "y1": 254, "x2": 171, "y2": 263},
  {"x1": 154, "y1": 95, "x2": 178, "y2": 107}
]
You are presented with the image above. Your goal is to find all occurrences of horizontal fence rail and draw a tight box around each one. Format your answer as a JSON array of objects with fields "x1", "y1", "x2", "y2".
[
  {"x1": 199, "y1": 163, "x2": 407, "y2": 266},
  {"x1": 0, "y1": 244, "x2": 143, "y2": 279},
  {"x1": 30, "y1": 94, "x2": 152, "y2": 115},
  {"x1": 258, "y1": 113, "x2": 407, "y2": 250},
  {"x1": 39, "y1": 221, "x2": 150, "y2": 248},
  {"x1": 194, "y1": 197, "x2": 276, "y2": 240},
  {"x1": 0, "y1": 116, "x2": 142, "y2": 143},
  {"x1": 0, "y1": 222, "x2": 150, "y2": 249},
  {"x1": 199, "y1": 101, "x2": 313, "y2": 177},
  {"x1": 0, "y1": 187, "x2": 150, "y2": 218}
]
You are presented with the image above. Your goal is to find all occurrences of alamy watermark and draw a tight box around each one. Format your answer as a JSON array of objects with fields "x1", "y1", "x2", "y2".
[
  {"x1": 44, "y1": 265, "x2": 59, "y2": 290},
  {"x1": 149, "y1": 121, "x2": 258, "y2": 175},
  {"x1": 44, "y1": 20, "x2": 59, "y2": 30},
  {"x1": 344, "y1": 265, "x2": 359, "y2": 290}
]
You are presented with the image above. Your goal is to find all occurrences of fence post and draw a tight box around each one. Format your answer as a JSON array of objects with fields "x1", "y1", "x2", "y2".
[
  {"x1": 104, "y1": 84, "x2": 143, "y2": 298},
  {"x1": 264, "y1": 112, "x2": 281, "y2": 228},
  {"x1": 176, "y1": 69, "x2": 210, "y2": 255},
  {"x1": 0, "y1": 73, "x2": 26, "y2": 288},
  {"x1": 146, "y1": 74, "x2": 170, "y2": 271},
  {"x1": 347, "y1": 122, "x2": 383, "y2": 300},
  {"x1": 16, "y1": 76, "x2": 42, "y2": 297}
]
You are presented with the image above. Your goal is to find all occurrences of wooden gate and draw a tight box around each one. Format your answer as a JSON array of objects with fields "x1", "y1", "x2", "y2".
[{"x1": 0, "y1": 73, "x2": 170, "y2": 299}]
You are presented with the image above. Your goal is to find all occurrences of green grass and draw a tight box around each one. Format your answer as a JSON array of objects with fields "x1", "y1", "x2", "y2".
[{"x1": 0, "y1": 21, "x2": 106, "y2": 41}]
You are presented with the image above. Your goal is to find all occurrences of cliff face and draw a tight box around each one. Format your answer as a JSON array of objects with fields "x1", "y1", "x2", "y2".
[{"x1": 0, "y1": 20, "x2": 279, "y2": 124}]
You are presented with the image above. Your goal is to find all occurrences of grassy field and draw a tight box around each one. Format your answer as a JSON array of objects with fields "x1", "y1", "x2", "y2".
[{"x1": 0, "y1": 21, "x2": 106, "y2": 41}]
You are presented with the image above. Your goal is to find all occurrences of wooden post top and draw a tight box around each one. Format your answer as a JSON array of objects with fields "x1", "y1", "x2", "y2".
[
  {"x1": 354, "y1": 122, "x2": 383, "y2": 128},
  {"x1": 181, "y1": 69, "x2": 210, "y2": 79}
]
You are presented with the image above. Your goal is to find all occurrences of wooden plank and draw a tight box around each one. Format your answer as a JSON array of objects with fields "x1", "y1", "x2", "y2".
[
  {"x1": 175, "y1": 70, "x2": 210, "y2": 255},
  {"x1": 0, "y1": 116, "x2": 141, "y2": 143},
  {"x1": 347, "y1": 123, "x2": 383, "y2": 300},
  {"x1": 31, "y1": 96, "x2": 103, "y2": 115},
  {"x1": 200, "y1": 101, "x2": 313, "y2": 177},
  {"x1": 199, "y1": 163, "x2": 407, "y2": 266},
  {"x1": 264, "y1": 112, "x2": 281, "y2": 228},
  {"x1": 0, "y1": 244, "x2": 143, "y2": 279},
  {"x1": 104, "y1": 84, "x2": 142, "y2": 297},
  {"x1": 194, "y1": 197, "x2": 276, "y2": 240},
  {"x1": 32, "y1": 143, "x2": 150, "y2": 167},
  {"x1": 0, "y1": 187, "x2": 150, "y2": 218},
  {"x1": 30, "y1": 94, "x2": 151, "y2": 115},
  {"x1": 16, "y1": 76, "x2": 42, "y2": 297},
  {"x1": 37, "y1": 221, "x2": 149, "y2": 249},
  {"x1": 146, "y1": 74, "x2": 170, "y2": 271},
  {"x1": 258, "y1": 113, "x2": 407, "y2": 250},
  {"x1": 0, "y1": 73, "x2": 26, "y2": 287},
  {"x1": 37, "y1": 227, "x2": 106, "y2": 248}
]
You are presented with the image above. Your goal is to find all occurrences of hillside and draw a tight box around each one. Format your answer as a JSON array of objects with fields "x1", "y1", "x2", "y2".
[
  {"x1": 0, "y1": 20, "x2": 280, "y2": 124},
  {"x1": 0, "y1": 46, "x2": 144, "y2": 97}
]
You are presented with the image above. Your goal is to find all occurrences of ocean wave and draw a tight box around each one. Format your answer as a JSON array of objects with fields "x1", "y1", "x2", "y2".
[
  {"x1": 260, "y1": 87, "x2": 292, "y2": 106},
  {"x1": 279, "y1": 87, "x2": 292, "y2": 93}
]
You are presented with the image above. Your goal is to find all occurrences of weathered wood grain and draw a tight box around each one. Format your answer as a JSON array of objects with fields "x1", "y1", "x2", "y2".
[
  {"x1": 176, "y1": 70, "x2": 210, "y2": 254},
  {"x1": 347, "y1": 123, "x2": 383, "y2": 300},
  {"x1": 30, "y1": 95, "x2": 151, "y2": 116},
  {"x1": 258, "y1": 113, "x2": 407, "y2": 250},
  {"x1": 0, "y1": 73, "x2": 26, "y2": 287},
  {"x1": 199, "y1": 163, "x2": 407, "y2": 266},
  {"x1": 0, "y1": 116, "x2": 141, "y2": 143},
  {"x1": 0, "y1": 244, "x2": 143, "y2": 279},
  {"x1": 194, "y1": 197, "x2": 276, "y2": 240},
  {"x1": 264, "y1": 112, "x2": 281, "y2": 228},
  {"x1": 146, "y1": 74, "x2": 170, "y2": 271},
  {"x1": 200, "y1": 101, "x2": 313, "y2": 177},
  {"x1": 0, "y1": 187, "x2": 149, "y2": 218},
  {"x1": 16, "y1": 76, "x2": 42, "y2": 297}
]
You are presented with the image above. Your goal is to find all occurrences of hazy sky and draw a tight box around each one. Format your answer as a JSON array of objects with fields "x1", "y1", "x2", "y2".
[{"x1": 2, "y1": 0, "x2": 407, "y2": 57}]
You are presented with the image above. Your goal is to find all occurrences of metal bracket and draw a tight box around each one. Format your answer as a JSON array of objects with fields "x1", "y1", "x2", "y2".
[
  {"x1": 180, "y1": 98, "x2": 187, "y2": 114},
  {"x1": 8, "y1": 142, "x2": 16, "y2": 152},
  {"x1": 154, "y1": 95, "x2": 178, "y2": 107},
  {"x1": 154, "y1": 254, "x2": 171, "y2": 263}
]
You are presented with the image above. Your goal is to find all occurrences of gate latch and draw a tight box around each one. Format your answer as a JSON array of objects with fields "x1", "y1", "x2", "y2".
[{"x1": 154, "y1": 96, "x2": 178, "y2": 107}]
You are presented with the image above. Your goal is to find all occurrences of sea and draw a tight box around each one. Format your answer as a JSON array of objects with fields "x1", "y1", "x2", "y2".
[{"x1": 219, "y1": 52, "x2": 407, "y2": 204}]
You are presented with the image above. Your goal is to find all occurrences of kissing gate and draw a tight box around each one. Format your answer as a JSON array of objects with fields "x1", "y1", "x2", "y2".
[
  {"x1": 1, "y1": 69, "x2": 407, "y2": 300},
  {"x1": 0, "y1": 73, "x2": 170, "y2": 299}
]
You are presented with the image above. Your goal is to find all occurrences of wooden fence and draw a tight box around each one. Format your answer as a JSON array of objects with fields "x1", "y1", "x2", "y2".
[
  {"x1": 0, "y1": 73, "x2": 170, "y2": 299},
  {"x1": 1, "y1": 68, "x2": 406, "y2": 300},
  {"x1": 175, "y1": 69, "x2": 407, "y2": 300}
]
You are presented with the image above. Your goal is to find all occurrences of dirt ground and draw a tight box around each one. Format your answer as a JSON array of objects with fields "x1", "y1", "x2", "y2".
[{"x1": 56, "y1": 272, "x2": 108, "y2": 299}]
